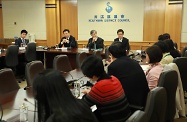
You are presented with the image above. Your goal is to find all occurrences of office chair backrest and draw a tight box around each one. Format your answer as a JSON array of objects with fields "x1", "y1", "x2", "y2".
[
  {"x1": 185, "y1": 50, "x2": 187, "y2": 57},
  {"x1": 93, "y1": 50, "x2": 102, "y2": 59},
  {"x1": 25, "y1": 61, "x2": 44, "y2": 87},
  {"x1": 5, "y1": 45, "x2": 19, "y2": 67},
  {"x1": 25, "y1": 42, "x2": 36, "y2": 62},
  {"x1": 0, "y1": 68, "x2": 20, "y2": 95},
  {"x1": 76, "y1": 52, "x2": 87, "y2": 68},
  {"x1": 158, "y1": 70, "x2": 178, "y2": 121},
  {"x1": 144, "y1": 87, "x2": 167, "y2": 122},
  {"x1": 53, "y1": 55, "x2": 72, "y2": 72},
  {"x1": 126, "y1": 110, "x2": 148, "y2": 122},
  {"x1": 173, "y1": 57, "x2": 187, "y2": 91},
  {"x1": 181, "y1": 47, "x2": 187, "y2": 57}
]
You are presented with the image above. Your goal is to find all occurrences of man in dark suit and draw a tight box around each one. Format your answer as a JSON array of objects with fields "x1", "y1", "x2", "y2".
[
  {"x1": 15, "y1": 29, "x2": 29, "y2": 47},
  {"x1": 87, "y1": 30, "x2": 104, "y2": 50},
  {"x1": 58, "y1": 29, "x2": 77, "y2": 48},
  {"x1": 114, "y1": 29, "x2": 130, "y2": 51},
  {"x1": 106, "y1": 42, "x2": 149, "y2": 109}
]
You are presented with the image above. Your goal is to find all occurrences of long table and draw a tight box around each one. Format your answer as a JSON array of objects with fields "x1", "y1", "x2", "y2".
[
  {"x1": 0, "y1": 48, "x2": 105, "y2": 70},
  {"x1": 0, "y1": 69, "x2": 87, "y2": 121}
]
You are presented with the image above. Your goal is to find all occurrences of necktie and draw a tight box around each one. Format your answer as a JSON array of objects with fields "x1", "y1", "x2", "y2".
[{"x1": 22, "y1": 39, "x2": 25, "y2": 45}]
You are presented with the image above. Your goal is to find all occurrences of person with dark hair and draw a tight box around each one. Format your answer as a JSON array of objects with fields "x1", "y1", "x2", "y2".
[
  {"x1": 145, "y1": 45, "x2": 163, "y2": 90},
  {"x1": 163, "y1": 33, "x2": 170, "y2": 40},
  {"x1": 154, "y1": 41, "x2": 174, "y2": 65},
  {"x1": 33, "y1": 70, "x2": 98, "y2": 122},
  {"x1": 58, "y1": 29, "x2": 77, "y2": 48},
  {"x1": 15, "y1": 29, "x2": 29, "y2": 47},
  {"x1": 87, "y1": 30, "x2": 104, "y2": 49},
  {"x1": 107, "y1": 42, "x2": 149, "y2": 108},
  {"x1": 158, "y1": 34, "x2": 164, "y2": 41},
  {"x1": 164, "y1": 39, "x2": 181, "y2": 58},
  {"x1": 114, "y1": 29, "x2": 130, "y2": 51},
  {"x1": 81, "y1": 55, "x2": 131, "y2": 122}
]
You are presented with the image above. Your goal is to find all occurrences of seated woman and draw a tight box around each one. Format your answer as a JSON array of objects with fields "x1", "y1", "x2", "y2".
[
  {"x1": 81, "y1": 55, "x2": 131, "y2": 122},
  {"x1": 145, "y1": 45, "x2": 164, "y2": 90},
  {"x1": 32, "y1": 70, "x2": 98, "y2": 122},
  {"x1": 154, "y1": 41, "x2": 174, "y2": 65}
]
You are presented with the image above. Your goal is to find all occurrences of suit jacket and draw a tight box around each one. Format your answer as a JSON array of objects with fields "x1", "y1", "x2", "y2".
[
  {"x1": 87, "y1": 37, "x2": 104, "y2": 49},
  {"x1": 114, "y1": 37, "x2": 130, "y2": 50},
  {"x1": 58, "y1": 35, "x2": 77, "y2": 48},
  {"x1": 15, "y1": 38, "x2": 29, "y2": 47},
  {"x1": 108, "y1": 56, "x2": 149, "y2": 107}
]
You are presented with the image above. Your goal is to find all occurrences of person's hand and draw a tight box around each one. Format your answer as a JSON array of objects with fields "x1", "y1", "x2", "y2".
[
  {"x1": 92, "y1": 38, "x2": 96, "y2": 43},
  {"x1": 63, "y1": 39, "x2": 67, "y2": 43},
  {"x1": 82, "y1": 89, "x2": 91, "y2": 94}
]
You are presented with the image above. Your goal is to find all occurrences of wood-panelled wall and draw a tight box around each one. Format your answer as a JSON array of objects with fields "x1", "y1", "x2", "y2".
[
  {"x1": 45, "y1": 0, "x2": 60, "y2": 46},
  {"x1": 60, "y1": 1, "x2": 78, "y2": 40},
  {"x1": 143, "y1": 0, "x2": 183, "y2": 48},
  {"x1": 0, "y1": 0, "x2": 3, "y2": 39}
]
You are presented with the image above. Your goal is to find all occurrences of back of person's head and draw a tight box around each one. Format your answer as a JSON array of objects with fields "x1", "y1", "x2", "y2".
[
  {"x1": 81, "y1": 55, "x2": 105, "y2": 79},
  {"x1": 158, "y1": 34, "x2": 164, "y2": 41},
  {"x1": 108, "y1": 41, "x2": 127, "y2": 58},
  {"x1": 164, "y1": 39, "x2": 175, "y2": 51},
  {"x1": 163, "y1": 33, "x2": 170, "y2": 40},
  {"x1": 33, "y1": 70, "x2": 83, "y2": 122},
  {"x1": 146, "y1": 45, "x2": 163, "y2": 64},
  {"x1": 154, "y1": 41, "x2": 169, "y2": 53},
  {"x1": 21, "y1": 29, "x2": 28, "y2": 34}
]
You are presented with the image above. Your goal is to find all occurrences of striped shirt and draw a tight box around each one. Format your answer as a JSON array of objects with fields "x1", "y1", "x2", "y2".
[{"x1": 82, "y1": 76, "x2": 131, "y2": 122}]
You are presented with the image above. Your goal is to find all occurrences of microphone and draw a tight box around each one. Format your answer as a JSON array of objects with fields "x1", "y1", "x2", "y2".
[{"x1": 24, "y1": 98, "x2": 34, "y2": 106}]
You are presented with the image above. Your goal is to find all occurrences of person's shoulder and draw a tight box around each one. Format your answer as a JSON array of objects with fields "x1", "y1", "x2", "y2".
[
  {"x1": 123, "y1": 37, "x2": 129, "y2": 41},
  {"x1": 70, "y1": 35, "x2": 75, "y2": 39},
  {"x1": 114, "y1": 38, "x2": 118, "y2": 41},
  {"x1": 15, "y1": 38, "x2": 21, "y2": 41},
  {"x1": 98, "y1": 37, "x2": 104, "y2": 41}
]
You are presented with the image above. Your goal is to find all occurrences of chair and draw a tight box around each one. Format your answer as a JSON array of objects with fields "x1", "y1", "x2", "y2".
[
  {"x1": 185, "y1": 50, "x2": 187, "y2": 57},
  {"x1": 76, "y1": 52, "x2": 87, "y2": 68},
  {"x1": 173, "y1": 57, "x2": 187, "y2": 92},
  {"x1": 25, "y1": 42, "x2": 36, "y2": 62},
  {"x1": 25, "y1": 61, "x2": 44, "y2": 88},
  {"x1": 0, "y1": 68, "x2": 20, "y2": 95},
  {"x1": 53, "y1": 55, "x2": 72, "y2": 72},
  {"x1": 5, "y1": 45, "x2": 19, "y2": 71},
  {"x1": 173, "y1": 42, "x2": 178, "y2": 50},
  {"x1": 181, "y1": 47, "x2": 187, "y2": 57},
  {"x1": 158, "y1": 70, "x2": 178, "y2": 122},
  {"x1": 126, "y1": 110, "x2": 148, "y2": 122},
  {"x1": 93, "y1": 50, "x2": 102, "y2": 59},
  {"x1": 144, "y1": 87, "x2": 167, "y2": 122}
]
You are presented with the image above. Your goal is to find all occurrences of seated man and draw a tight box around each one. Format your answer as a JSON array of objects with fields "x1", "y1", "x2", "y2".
[
  {"x1": 58, "y1": 29, "x2": 77, "y2": 48},
  {"x1": 81, "y1": 55, "x2": 131, "y2": 122},
  {"x1": 87, "y1": 30, "x2": 104, "y2": 50},
  {"x1": 15, "y1": 29, "x2": 29, "y2": 47},
  {"x1": 107, "y1": 42, "x2": 149, "y2": 108},
  {"x1": 114, "y1": 29, "x2": 130, "y2": 51}
]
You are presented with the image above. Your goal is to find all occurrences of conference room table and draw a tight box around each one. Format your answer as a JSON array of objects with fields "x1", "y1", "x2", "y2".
[
  {"x1": 0, "y1": 69, "x2": 88, "y2": 122},
  {"x1": 0, "y1": 47, "x2": 105, "y2": 70}
]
